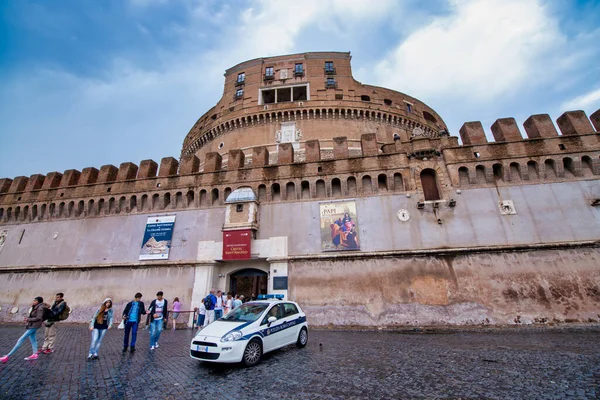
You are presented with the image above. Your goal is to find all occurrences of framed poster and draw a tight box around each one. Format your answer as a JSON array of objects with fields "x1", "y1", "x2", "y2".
[
  {"x1": 139, "y1": 215, "x2": 176, "y2": 260},
  {"x1": 319, "y1": 201, "x2": 360, "y2": 251}
]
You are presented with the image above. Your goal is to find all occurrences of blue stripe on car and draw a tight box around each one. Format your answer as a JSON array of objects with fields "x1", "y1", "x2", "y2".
[{"x1": 240, "y1": 315, "x2": 306, "y2": 341}]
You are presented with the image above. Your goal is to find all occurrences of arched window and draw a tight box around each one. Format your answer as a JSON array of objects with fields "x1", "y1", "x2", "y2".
[
  {"x1": 527, "y1": 161, "x2": 539, "y2": 180},
  {"x1": 176, "y1": 192, "x2": 184, "y2": 208},
  {"x1": 420, "y1": 169, "x2": 441, "y2": 201},
  {"x1": 423, "y1": 111, "x2": 437, "y2": 123},
  {"x1": 563, "y1": 157, "x2": 575, "y2": 177},
  {"x1": 492, "y1": 164, "x2": 504, "y2": 182},
  {"x1": 98, "y1": 199, "x2": 105, "y2": 215},
  {"x1": 581, "y1": 156, "x2": 594, "y2": 176},
  {"x1": 347, "y1": 177, "x2": 357, "y2": 196},
  {"x1": 108, "y1": 198, "x2": 115, "y2": 214},
  {"x1": 186, "y1": 190, "x2": 194, "y2": 207},
  {"x1": 301, "y1": 181, "x2": 310, "y2": 199},
  {"x1": 458, "y1": 167, "x2": 469, "y2": 186},
  {"x1": 210, "y1": 188, "x2": 219, "y2": 205},
  {"x1": 362, "y1": 175, "x2": 372, "y2": 194},
  {"x1": 224, "y1": 187, "x2": 232, "y2": 202},
  {"x1": 377, "y1": 174, "x2": 388, "y2": 192},
  {"x1": 152, "y1": 194, "x2": 160, "y2": 209},
  {"x1": 129, "y1": 196, "x2": 137, "y2": 212},
  {"x1": 40, "y1": 204, "x2": 47, "y2": 219},
  {"x1": 393, "y1": 173, "x2": 404, "y2": 192},
  {"x1": 31, "y1": 205, "x2": 38, "y2": 220},
  {"x1": 510, "y1": 163, "x2": 521, "y2": 182},
  {"x1": 67, "y1": 201, "x2": 74, "y2": 217},
  {"x1": 164, "y1": 193, "x2": 171, "y2": 209},
  {"x1": 316, "y1": 180, "x2": 326, "y2": 198},
  {"x1": 257, "y1": 185, "x2": 266, "y2": 202},
  {"x1": 361, "y1": 95, "x2": 371, "y2": 102},
  {"x1": 271, "y1": 183, "x2": 281, "y2": 202},
  {"x1": 475, "y1": 165, "x2": 486, "y2": 184},
  {"x1": 286, "y1": 182, "x2": 295, "y2": 200},
  {"x1": 331, "y1": 178, "x2": 342, "y2": 197},
  {"x1": 544, "y1": 159, "x2": 556, "y2": 179},
  {"x1": 199, "y1": 190, "x2": 207, "y2": 207},
  {"x1": 119, "y1": 196, "x2": 126, "y2": 213}
]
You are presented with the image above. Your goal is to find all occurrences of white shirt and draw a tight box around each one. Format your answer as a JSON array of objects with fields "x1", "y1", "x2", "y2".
[
  {"x1": 215, "y1": 296, "x2": 224, "y2": 310},
  {"x1": 198, "y1": 303, "x2": 206, "y2": 315},
  {"x1": 154, "y1": 299, "x2": 165, "y2": 320}
]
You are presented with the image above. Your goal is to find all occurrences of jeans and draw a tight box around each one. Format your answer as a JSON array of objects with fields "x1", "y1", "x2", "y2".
[
  {"x1": 149, "y1": 319, "x2": 163, "y2": 347},
  {"x1": 196, "y1": 314, "x2": 205, "y2": 327},
  {"x1": 89, "y1": 329, "x2": 107, "y2": 355},
  {"x1": 214, "y1": 309, "x2": 223, "y2": 320},
  {"x1": 123, "y1": 321, "x2": 139, "y2": 347},
  {"x1": 7, "y1": 328, "x2": 38, "y2": 357}
]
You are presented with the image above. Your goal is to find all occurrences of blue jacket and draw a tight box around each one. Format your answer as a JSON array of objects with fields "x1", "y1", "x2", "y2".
[
  {"x1": 122, "y1": 300, "x2": 147, "y2": 323},
  {"x1": 89, "y1": 308, "x2": 114, "y2": 329}
]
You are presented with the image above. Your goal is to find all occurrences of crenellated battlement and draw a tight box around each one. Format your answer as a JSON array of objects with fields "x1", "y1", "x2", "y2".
[{"x1": 0, "y1": 108, "x2": 598, "y2": 225}]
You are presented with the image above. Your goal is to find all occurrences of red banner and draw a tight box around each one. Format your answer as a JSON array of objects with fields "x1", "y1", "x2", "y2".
[{"x1": 222, "y1": 229, "x2": 252, "y2": 260}]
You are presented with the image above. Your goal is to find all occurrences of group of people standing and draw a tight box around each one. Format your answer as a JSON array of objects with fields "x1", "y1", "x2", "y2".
[
  {"x1": 196, "y1": 289, "x2": 244, "y2": 328},
  {"x1": 0, "y1": 291, "x2": 181, "y2": 363}
]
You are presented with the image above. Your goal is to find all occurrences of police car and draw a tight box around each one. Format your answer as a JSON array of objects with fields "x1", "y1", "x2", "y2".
[{"x1": 190, "y1": 300, "x2": 308, "y2": 366}]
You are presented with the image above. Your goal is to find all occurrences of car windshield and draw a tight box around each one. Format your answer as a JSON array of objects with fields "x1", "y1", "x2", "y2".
[{"x1": 220, "y1": 303, "x2": 268, "y2": 322}]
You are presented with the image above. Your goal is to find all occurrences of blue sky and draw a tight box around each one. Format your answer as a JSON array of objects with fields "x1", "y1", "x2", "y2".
[{"x1": 1, "y1": 0, "x2": 599, "y2": 179}]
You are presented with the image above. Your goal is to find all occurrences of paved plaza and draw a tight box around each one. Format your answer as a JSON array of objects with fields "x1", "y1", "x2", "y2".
[{"x1": 0, "y1": 324, "x2": 598, "y2": 399}]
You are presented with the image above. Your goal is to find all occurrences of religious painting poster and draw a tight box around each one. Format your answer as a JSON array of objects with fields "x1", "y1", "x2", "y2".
[
  {"x1": 139, "y1": 215, "x2": 176, "y2": 260},
  {"x1": 319, "y1": 201, "x2": 360, "y2": 251},
  {"x1": 0, "y1": 230, "x2": 8, "y2": 254}
]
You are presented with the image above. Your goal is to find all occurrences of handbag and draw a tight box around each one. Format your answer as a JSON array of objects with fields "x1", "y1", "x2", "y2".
[{"x1": 118, "y1": 320, "x2": 125, "y2": 329}]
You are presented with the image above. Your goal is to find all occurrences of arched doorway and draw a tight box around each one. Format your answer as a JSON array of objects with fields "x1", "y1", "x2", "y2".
[
  {"x1": 420, "y1": 169, "x2": 441, "y2": 201},
  {"x1": 230, "y1": 268, "x2": 268, "y2": 300}
]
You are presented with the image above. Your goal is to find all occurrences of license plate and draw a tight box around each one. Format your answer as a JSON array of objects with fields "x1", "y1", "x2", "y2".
[{"x1": 196, "y1": 346, "x2": 209, "y2": 352}]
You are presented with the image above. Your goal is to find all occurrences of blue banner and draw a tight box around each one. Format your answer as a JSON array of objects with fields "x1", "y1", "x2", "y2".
[{"x1": 139, "y1": 215, "x2": 176, "y2": 260}]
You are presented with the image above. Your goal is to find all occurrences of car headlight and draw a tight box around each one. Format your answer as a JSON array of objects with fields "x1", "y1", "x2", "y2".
[{"x1": 220, "y1": 331, "x2": 243, "y2": 342}]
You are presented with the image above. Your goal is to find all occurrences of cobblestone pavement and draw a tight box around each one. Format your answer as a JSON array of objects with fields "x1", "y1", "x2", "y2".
[{"x1": 0, "y1": 324, "x2": 599, "y2": 399}]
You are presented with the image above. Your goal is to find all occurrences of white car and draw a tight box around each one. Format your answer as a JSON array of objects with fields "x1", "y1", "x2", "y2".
[{"x1": 190, "y1": 300, "x2": 309, "y2": 366}]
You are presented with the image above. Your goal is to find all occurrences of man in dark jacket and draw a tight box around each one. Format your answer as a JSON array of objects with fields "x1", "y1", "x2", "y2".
[
  {"x1": 122, "y1": 292, "x2": 146, "y2": 353},
  {"x1": 41, "y1": 292, "x2": 66, "y2": 354},
  {"x1": 148, "y1": 291, "x2": 168, "y2": 350}
]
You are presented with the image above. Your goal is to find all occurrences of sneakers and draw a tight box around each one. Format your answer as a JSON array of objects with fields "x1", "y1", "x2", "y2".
[
  {"x1": 24, "y1": 353, "x2": 38, "y2": 361},
  {"x1": 87, "y1": 354, "x2": 93, "y2": 361},
  {"x1": 155, "y1": 343, "x2": 159, "y2": 348},
  {"x1": 130, "y1": 347, "x2": 136, "y2": 353},
  {"x1": 92, "y1": 354, "x2": 99, "y2": 360},
  {"x1": 122, "y1": 346, "x2": 128, "y2": 353},
  {"x1": 150, "y1": 346, "x2": 155, "y2": 350},
  {"x1": 37, "y1": 349, "x2": 44, "y2": 354},
  {"x1": 0, "y1": 356, "x2": 8, "y2": 363},
  {"x1": 42, "y1": 349, "x2": 54, "y2": 354}
]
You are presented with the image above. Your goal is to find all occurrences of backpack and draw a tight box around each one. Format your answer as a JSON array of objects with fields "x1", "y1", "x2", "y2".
[
  {"x1": 57, "y1": 303, "x2": 71, "y2": 321},
  {"x1": 42, "y1": 305, "x2": 54, "y2": 321},
  {"x1": 203, "y1": 296, "x2": 212, "y2": 310}
]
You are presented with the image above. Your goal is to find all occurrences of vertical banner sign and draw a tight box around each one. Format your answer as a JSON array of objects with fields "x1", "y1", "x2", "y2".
[
  {"x1": 319, "y1": 201, "x2": 360, "y2": 251},
  {"x1": 139, "y1": 215, "x2": 176, "y2": 260},
  {"x1": 223, "y1": 229, "x2": 252, "y2": 260},
  {"x1": 0, "y1": 230, "x2": 8, "y2": 254}
]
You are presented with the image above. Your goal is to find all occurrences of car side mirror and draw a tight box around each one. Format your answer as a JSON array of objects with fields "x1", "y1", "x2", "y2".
[{"x1": 267, "y1": 316, "x2": 277, "y2": 326}]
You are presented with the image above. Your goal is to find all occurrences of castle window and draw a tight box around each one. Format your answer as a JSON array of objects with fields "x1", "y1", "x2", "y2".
[
  {"x1": 384, "y1": 99, "x2": 392, "y2": 106},
  {"x1": 293, "y1": 85, "x2": 307, "y2": 101},
  {"x1": 278, "y1": 87, "x2": 291, "y2": 102},
  {"x1": 218, "y1": 142, "x2": 224, "y2": 149},
  {"x1": 405, "y1": 103, "x2": 413, "y2": 113},
  {"x1": 361, "y1": 95, "x2": 371, "y2": 102},
  {"x1": 265, "y1": 66, "x2": 274, "y2": 77},
  {"x1": 423, "y1": 111, "x2": 437, "y2": 123},
  {"x1": 474, "y1": 152, "x2": 481, "y2": 158},
  {"x1": 259, "y1": 84, "x2": 309, "y2": 105},
  {"x1": 324, "y1": 61, "x2": 335, "y2": 74},
  {"x1": 236, "y1": 72, "x2": 245, "y2": 84},
  {"x1": 263, "y1": 89, "x2": 275, "y2": 104},
  {"x1": 420, "y1": 169, "x2": 440, "y2": 201},
  {"x1": 558, "y1": 144, "x2": 566, "y2": 150},
  {"x1": 235, "y1": 88, "x2": 244, "y2": 99},
  {"x1": 236, "y1": 204, "x2": 243, "y2": 212},
  {"x1": 294, "y1": 63, "x2": 304, "y2": 77},
  {"x1": 326, "y1": 77, "x2": 336, "y2": 88}
]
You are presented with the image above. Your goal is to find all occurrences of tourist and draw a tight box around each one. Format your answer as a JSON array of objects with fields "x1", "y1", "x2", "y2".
[
  {"x1": 214, "y1": 290, "x2": 225, "y2": 320},
  {"x1": 0, "y1": 296, "x2": 45, "y2": 363},
  {"x1": 122, "y1": 292, "x2": 146, "y2": 353},
  {"x1": 171, "y1": 297, "x2": 181, "y2": 331},
  {"x1": 196, "y1": 298, "x2": 206, "y2": 329},
  {"x1": 224, "y1": 292, "x2": 233, "y2": 315},
  {"x1": 147, "y1": 291, "x2": 168, "y2": 350},
  {"x1": 204, "y1": 289, "x2": 217, "y2": 325},
  {"x1": 40, "y1": 292, "x2": 67, "y2": 354},
  {"x1": 88, "y1": 298, "x2": 113, "y2": 360},
  {"x1": 233, "y1": 294, "x2": 242, "y2": 309}
]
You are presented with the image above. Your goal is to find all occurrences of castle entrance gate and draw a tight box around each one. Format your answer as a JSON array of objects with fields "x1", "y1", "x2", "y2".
[{"x1": 229, "y1": 268, "x2": 268, "y2": 299}]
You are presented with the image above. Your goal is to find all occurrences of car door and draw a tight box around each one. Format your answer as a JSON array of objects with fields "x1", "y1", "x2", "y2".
[
  {"x1": 260, "y1": 304, "x2": 286, "y2": 352},
  {"x1": 280, "y1": 302, "x2": 302, "y2": 345}
]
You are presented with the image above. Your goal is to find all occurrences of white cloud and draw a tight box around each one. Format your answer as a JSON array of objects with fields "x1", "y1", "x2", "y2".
[
  {"x1": 561, "y1": 87, "x2": 600, "y2": 111},
  {"x1": 373, "y1": 0, "x2": 565, "y2": 102}
]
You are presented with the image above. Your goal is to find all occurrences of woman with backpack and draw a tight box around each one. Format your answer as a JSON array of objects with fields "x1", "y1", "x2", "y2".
[
  {"x1": 0, "y1": 296, "x2": 45, "y2": 363},
  {"x1": 87, "y1": 298, "x2": 113, "y2": 360}
]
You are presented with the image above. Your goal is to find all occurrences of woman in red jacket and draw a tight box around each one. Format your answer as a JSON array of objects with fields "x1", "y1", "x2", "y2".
[{"x1": 0, "y1": 296, "x2": 45, "y2": 363}]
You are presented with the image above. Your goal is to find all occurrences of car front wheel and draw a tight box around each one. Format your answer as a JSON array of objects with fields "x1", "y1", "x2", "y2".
[
  {"x1": 242, "y1": 339, "x2": 262, "y2": 367},
  {"x1": 296, "y1": 327, "x2": 308, "y2": 348}
]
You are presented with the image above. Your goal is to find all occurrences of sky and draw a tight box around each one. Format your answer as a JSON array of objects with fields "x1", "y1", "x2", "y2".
[{"x1": 1, "y1": 0, "x2": 599, "y2": 179}]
